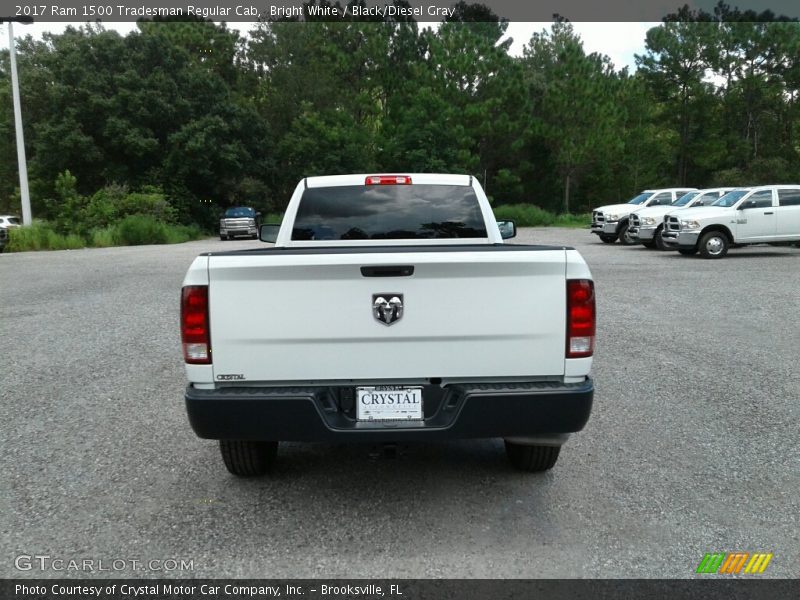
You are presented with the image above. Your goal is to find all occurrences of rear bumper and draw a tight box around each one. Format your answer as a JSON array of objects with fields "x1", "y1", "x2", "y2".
[{"x1": 185, "y1": 379, "x2": 594, "y2": 442}]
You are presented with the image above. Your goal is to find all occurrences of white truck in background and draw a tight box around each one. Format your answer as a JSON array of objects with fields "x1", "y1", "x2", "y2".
[
  {"x1": 661, "y1": 185, "x2": 800, "y2": 258},
  {"x1": 590, "y1": 187, "x2": 696, "y2": 245},
  {"x1": 181, "y1": 174, "x2": 596, "y2": 477},
  {"x1": 628, "y1": 188, "x2": 734, "y2": 250},
  {"x1": 0, "y1": 215, "x2": 21, "y2": 252}
]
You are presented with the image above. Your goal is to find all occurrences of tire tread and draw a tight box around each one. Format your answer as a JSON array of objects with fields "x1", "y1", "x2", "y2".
[
  {"x1": 505, "y1": 441, "x2": 561, "y2": 472},
  {"x1": 219, "y1": 440, "x2": 277, "y2": 477}
]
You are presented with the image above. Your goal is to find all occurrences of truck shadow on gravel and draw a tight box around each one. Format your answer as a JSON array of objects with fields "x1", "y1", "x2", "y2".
[
  {"x1": 266, "y1": 440, "x2": 524, "y2": 480},
  {"x1": 658, "y1": 250, "x2": 797, "y2": 260},
  {"x1": 150, "y1": 440, "x2": 563, "y2": 564}
]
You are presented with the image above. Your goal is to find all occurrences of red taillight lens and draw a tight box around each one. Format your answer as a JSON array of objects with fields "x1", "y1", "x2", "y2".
[
  {"x1": 365, "y1": 175, "x2": 412, "y2": 185},
  {"x1": 181, "y1": 285, "x2": 211, "y2": 364},
  {"x1": 567, "y1": 279, "x2": 595, "y2": 358}
]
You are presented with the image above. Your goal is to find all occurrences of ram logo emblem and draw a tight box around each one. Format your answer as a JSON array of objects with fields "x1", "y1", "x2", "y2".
[{"x1": 373, "y1": 294, "x2": 404, "y2": 326}]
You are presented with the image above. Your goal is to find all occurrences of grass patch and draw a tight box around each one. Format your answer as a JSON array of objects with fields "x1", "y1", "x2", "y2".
[
  {"x1": 5, "y1": 217, "x2": 205, "y2": 252},
  {"x1": 90, "y1": 227, "x2": 116, "y2": 248},
  {"x1": 111, "y1": 216, "x2": 205, "y2": 246},
  {"x1": 164, "y1": 224, "x2": 204, "y2": 244},
  {"x1": 5, "y1": 221, "x2": 86, "y2": 252},
  {"x1": 493, "y1": 204, "x2": 590, "y2": 228}
]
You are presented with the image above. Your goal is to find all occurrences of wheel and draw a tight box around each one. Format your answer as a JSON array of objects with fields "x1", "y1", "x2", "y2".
[
  {"x1": 504, "y1": 441, "x2": 561, "y2": 472},
  {"x1": 642, "y1": 240, "x2": 657, "y2": 249},
  {"x1": 617, "y1": 222, "x2": 636, "y2": 246},
  {"x1": 698, "y1": 231, "x2": 729, "y2": 259},
  {"x1": 678, "y1": 248, "x2": 698, "y2": 256},
  {"x1": 599, "y1": 234, "x2": 617, "y2": 244},
  {"x1": 654, "y1": 226, "x2": 668, "y2": 251},
  {"x1": 219, "y1": 440, "x2": 277, "y2": 477},
  {"x1": 219, "y1": 235, "x2": 226, "y2": 241}
]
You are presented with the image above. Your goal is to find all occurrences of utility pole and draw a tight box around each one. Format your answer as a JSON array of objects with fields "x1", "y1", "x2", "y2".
[{"x1": 2, "y1": 16, "x2": 33, "y2": 225}]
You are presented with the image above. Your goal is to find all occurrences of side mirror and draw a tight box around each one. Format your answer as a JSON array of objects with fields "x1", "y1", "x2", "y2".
[
  {"x1": 739, "y1": 199, "x2": 757, "y2": 210},
  {"x1": 259, "y1": 224, "x2": 280, "y2": 243},
  {"x1": 497, "y1": 220, "x2": 516, "y2": 240}
]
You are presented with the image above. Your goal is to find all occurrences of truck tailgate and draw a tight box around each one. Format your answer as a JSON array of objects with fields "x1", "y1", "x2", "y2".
[{"x1": 207, "y1": 248, "x2": 568, "y2": 381}]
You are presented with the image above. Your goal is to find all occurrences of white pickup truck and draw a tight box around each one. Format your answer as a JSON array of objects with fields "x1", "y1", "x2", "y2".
[
  {"x1": 661, "y1": 185, "x2": 800, "y2": 258},
  {"x1": 181, "y1": 174, "x2": 595, "y2": 476},
  {"x1": 628, "y1": 188, "x2": 733, "y2": 250},
  {"x1": 590, "y1": 187, "x2": 696, "y2": 245}
]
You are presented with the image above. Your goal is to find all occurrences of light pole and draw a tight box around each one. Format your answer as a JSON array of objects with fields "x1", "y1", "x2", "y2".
[{"x1": 2, "y1": 16, "x2": 33, "y2": 225}]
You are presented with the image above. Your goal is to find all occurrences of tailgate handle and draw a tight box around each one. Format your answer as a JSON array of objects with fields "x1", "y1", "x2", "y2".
[{"x1": 360, "y1": 265, "x2": 414, "y2": 277}]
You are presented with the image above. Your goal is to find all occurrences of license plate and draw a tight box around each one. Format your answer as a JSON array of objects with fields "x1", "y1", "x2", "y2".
[{"x1": 356, "y1": 386, "x2": 423, "y2": 421}]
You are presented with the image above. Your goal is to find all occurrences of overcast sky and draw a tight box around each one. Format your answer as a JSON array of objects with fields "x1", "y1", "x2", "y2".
[{"x1": 0, "y1": 21, "x2": 659, "y2": 72}]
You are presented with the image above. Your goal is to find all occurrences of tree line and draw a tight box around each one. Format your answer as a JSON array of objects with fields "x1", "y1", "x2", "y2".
[{"x1": 0, "y1": 1, "x2": 798, "y2": 229}]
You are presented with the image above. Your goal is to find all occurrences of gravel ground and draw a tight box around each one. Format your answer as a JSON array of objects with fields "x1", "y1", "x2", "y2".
[{"x1": 1, "y1": 230, "x2": 798, "y2": 579}]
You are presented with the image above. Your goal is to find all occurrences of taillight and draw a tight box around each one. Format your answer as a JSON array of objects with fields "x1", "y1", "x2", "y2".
[
  {"x1": 365, "y1": 175, "x2": 412, "y2": 185},
  {"x1": 566, "y1": 279, "x2": 595, "y2": 358},
  {"x1": 181, "y1": 285, "x2": 211, "y2": 364}
]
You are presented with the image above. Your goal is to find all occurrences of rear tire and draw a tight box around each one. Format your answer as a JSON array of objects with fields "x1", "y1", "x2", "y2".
[
  {"x1": 599, "y1": 234, "x2": 617, "y2": 244},
  {"x1": 698, "y1": 231, "x2": 729, "y2": 259},
  {"x1": 219, "y1": 440, "x2": 277, "y2": 477},
  {"x1": 618, "y1": 222, "x2": 636, "y2": 246},
  {"x1": 505, "y1": 441, "x2": 561, "y2": 472},
  {"x1": 642, "y1": 240, "x2": 657, "y2": 249},
  {"x1": 219, "y1": 235, "x2": 226, "y2": 241},
  {"x1": 678, "y1": 248, "x2": 698, "y2": 256}
]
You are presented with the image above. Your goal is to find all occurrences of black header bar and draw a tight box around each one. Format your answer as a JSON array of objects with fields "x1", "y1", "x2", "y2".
[{"x1": 6, "y1": 0, "x2": 800, "y2": 23}]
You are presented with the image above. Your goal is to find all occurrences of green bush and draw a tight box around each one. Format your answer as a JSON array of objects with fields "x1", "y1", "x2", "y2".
[
  {"x1": 117, "y1": 188, "x2": 177, "y2": 223},
  {"x1": 493, "y1": 204, "x2": 590, "y2": 228},
  {"x1": 51, "y1": 170, "x2": 87, "y2": 235},
  {"x1": 82, "y1": 184, "x2": 128, "y2": 232},
  {"x1": 112, "y1": 215, "x2": 170, "y2": 245},
  {"x1": 83, "y1": 184, "x2": 178, "y2": 232}
]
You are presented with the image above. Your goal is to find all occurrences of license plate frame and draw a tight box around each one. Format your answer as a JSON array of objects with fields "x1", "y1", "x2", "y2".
[{"x1": 356, "y1": 386, "x2": 423, "y2": 422}]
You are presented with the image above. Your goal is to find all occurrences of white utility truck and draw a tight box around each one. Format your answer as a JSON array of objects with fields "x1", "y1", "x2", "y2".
[
  {"x1": 628, "y1": 188, "x2": 734, "y2": 250},
  {"x1": 181, "y1": 174, "x2": 596, "y2": 476},
  {"x1": 590, "y1": 187, "x2": 696, "y2": 245},
  {"x1": 661, "y1": 185, "x2": 800, "y2": 258}
]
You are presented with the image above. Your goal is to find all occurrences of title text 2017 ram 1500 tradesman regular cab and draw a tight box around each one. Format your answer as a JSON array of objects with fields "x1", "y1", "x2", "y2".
[{"x1": 181, "y1": 174, "x2": 596, "y2": 477}]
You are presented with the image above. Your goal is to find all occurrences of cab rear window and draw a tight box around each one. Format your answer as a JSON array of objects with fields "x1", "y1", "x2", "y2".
[{"x1": 291, "y1": 185, "x2": 487, "y2": 240}]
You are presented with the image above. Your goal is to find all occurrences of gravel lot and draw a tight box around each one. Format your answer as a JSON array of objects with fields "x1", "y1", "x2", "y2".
[{"x1": 1, "y1": 230, "x2": 798, "y2": 579}]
